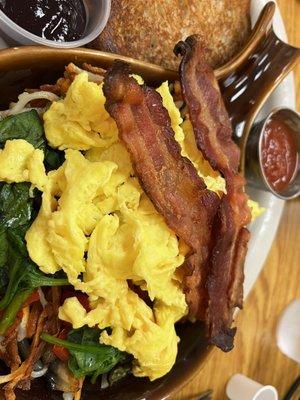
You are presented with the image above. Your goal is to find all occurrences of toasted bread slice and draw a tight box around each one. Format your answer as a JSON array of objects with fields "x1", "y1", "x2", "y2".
[{"x1": 90, "y1": 0, "x2": 251, "y2": 70}]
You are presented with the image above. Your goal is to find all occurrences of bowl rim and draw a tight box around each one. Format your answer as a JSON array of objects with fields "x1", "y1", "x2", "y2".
[
  {"x1": 0, "y1": 45, "x2": 179, "y2": 82},
  {"x1": 0, "y1": 40, "x2": 250, "y2": 82}
]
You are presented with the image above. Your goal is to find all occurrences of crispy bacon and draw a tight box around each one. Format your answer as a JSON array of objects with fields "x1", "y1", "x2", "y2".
[
  {"x1": 103, "y1": 50, "x2": 250, "y2": 351},
  {"x1": 175, "y1": 36, "x2": 240, "y2": 175},
  {"x1": 103, "y1": 61, "x2": 222, "y2": 328},
  {"x1": 207, "y1": 179, "x2": 250, "y2": 350},
  {"x1": 182, "y1": 252, "x2": 208, "y2": 320},
  {"x1": 175, "y1": 35, "x2": 251, "y2": 351},
  {"x1": 103, "y1": 61, "x2": 220, "y2": 255}
]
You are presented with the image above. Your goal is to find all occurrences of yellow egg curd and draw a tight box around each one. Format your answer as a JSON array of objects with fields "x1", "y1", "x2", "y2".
[{"x1": 27, "y1": 73, "x2": 188, "y2": 380}]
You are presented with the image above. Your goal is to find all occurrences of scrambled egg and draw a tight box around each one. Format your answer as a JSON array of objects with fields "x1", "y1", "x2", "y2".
[
  {"x1": 27, "y1": 148, "x2": 186, "y2": 380},
  {"x1": 44, "y1": 73, "x2": 118, "y2": 151},
  {"x1": 248, "y1": 199, "x2": 265, "y2": 221},
  {"x1": 157, "y1": 82, "x2": 226, "y2": 194},
  {"x1": 26, "y1": 73, "x2": 187, "y2": 380},
  {"x1": 0, "y1": 72, "x2": 263, "y2": 381},
  {"x1": 158, "y1": 82, "x2": 264, "y2": 217},
  {"x1": 0, "y1": 139, "x2": 46, "y2": 191}
]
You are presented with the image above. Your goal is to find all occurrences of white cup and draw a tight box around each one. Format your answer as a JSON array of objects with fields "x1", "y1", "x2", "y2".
[
  {"x1": 276, "y1": 299, "x2": 300, "y2": 363},
  {"x1": 226, "y1": 374, "x2": 278, "y2": 400}
]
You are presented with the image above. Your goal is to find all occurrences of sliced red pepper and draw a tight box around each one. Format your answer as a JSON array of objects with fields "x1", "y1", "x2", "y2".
[
  {"x1": 52, "y1": 328, "x2": 70, "y2": 363},
  {"x1": 53, "y1": 344, "x2": 70, "y2": 363}
]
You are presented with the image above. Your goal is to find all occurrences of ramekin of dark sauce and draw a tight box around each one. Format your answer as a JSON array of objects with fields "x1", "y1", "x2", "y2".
[
  {"x1": 0, "y1": 0, "x2": 110, "y2": 48},
  {"x1": 246, "y1": 108, "x2": 300, "y2": 200}
]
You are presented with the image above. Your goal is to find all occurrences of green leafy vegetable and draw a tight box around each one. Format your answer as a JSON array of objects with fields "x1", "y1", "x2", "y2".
[
  {"x1": 0, "y1": 288, "x2": 32, "y2": 335},
  {"x1": 0, "y1": 111, "x2": 67, "y2": 334},
  {"x1": 0, "y1": 182, "x2": 37, "y2": 309},
  {"x1": 0, "y1": 182, "x2": 34, "y2": 228},
  {"x1": 67, "y1": 328, "x2": 128, "y2": 383},
  {"x1": 0, "y1": 110, "x2": 64, "y2": 170},
  {"x1": 0, "y1": 182, "x2": 68, "y2": 334},
  {"x1": 0, "y1": 230, "x2": 9, "y2": 272},
  {"x1": 0, "y1": 110, "x2": 45, "y2": 149},
  {"x1": 24, "y1": 264, "x2": 69, "y2": 289},
  {"x1": 45, "y1": 147, "x2": 65, "y2": 171},
  {"x1": 41, "y1": 327, "x2": 130, "y2": 383}
]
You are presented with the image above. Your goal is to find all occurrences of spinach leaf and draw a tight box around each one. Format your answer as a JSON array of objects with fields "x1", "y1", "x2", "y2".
[
  {"x1": 45, "y1": 148, "x2": 65, "y2": 171},
  {"x1": 0, "y1": 181, "x2": 68, "y2": 335},
  {"x1": 0, "y1": 110, "x2": 64, "y2": 170},
  {"x1": 0, "y1": 264, "x2": 8, "y2": 294},
  {"x1": 0, "y1": 110, "x2": 67, "y2": 334},
  {"x1": 0, "y1": 182, "x2": 35, "y2": 229},
  {"x1": 41, "y1": 327, "x2": 130, "y2": 383},
  {"x1": 0, "y1": 230, "x2": 8, "y2": 268},
  {"x1": 0, "y1": 288, "x2": 33, "y2": 335},
  {"x1": 67, "y1": 327, "x2": 128, "y2": 382},
  {"x1": 0, "y1": 182, "x2": 36, "y2": 311},
  {"x1": 24, "y1": 264, "x2": 69, "y2": 289},
  {"x1": 0, "y1": 110, "x2": 45, "y2": 149}
]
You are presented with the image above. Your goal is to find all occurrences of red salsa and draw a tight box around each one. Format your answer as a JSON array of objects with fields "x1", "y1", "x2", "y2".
[{"x1": 261, "y1": 117, "x2": 298, "y2": 193}]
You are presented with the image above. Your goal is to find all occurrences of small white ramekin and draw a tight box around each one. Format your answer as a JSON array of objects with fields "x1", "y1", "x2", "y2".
[{"x1": 0, "y1": 0, "x2": 111, "y2": 48}]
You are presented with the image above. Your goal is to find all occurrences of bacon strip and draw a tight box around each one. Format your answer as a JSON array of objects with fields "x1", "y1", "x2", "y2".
[
  {"x1": 175, "y1": 36, "x2": 240, "y2": 175},
  {"x1": 103, "y1": 61, "x2": 220, "y2": 257},
  {"x1": 175, "y1": 35, "x2": 251, "y2": 351},
  {"x1": 104, "y1": 62, "x2": 222, "y2": 324},
  {"x1": 207, "y1": 178, "x2": 250, "y2": 350}
]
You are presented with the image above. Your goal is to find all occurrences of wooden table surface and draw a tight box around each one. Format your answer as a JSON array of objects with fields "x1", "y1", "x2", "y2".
[{"x1": 174, "y1": 1, "x2": 300, "y2": 399}]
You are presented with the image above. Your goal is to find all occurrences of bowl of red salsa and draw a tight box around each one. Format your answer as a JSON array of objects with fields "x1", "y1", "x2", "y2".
[{"x1": 246, "y1": 108, "x2": 300, "y2": 200}]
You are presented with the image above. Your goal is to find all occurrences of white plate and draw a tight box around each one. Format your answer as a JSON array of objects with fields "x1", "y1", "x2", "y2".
[{"x1": 0, "y1": 0, "x2": 294, "y2": 300}]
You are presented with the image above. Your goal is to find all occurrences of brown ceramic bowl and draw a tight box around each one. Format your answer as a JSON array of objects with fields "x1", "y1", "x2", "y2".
[
  {"x1": 0, "y1": 6, "x2": 286, "y2": 395},
  {"x1": 1, "y1": 3, "x2": 299, "y2": 397},
  {"x1": 0, "y1": 46, "x2": 213, "y2": 400}
]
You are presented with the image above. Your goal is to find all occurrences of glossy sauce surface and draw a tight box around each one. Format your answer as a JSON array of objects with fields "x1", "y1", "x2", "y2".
[
  {"x1": 0, "y1": 0, "x2": 86, "y2": 42},
  {"x1": 261, "y1": 117, "x2": 298, "y2": 192}
]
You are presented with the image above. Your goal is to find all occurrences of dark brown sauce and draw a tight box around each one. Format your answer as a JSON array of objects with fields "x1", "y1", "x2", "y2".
[
  {"x1": 261, "y1": 117, "x2": 298, "y2": 192},
  {"x1": 0, "y1": 0, "x2": 86, "y2": 42}
]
